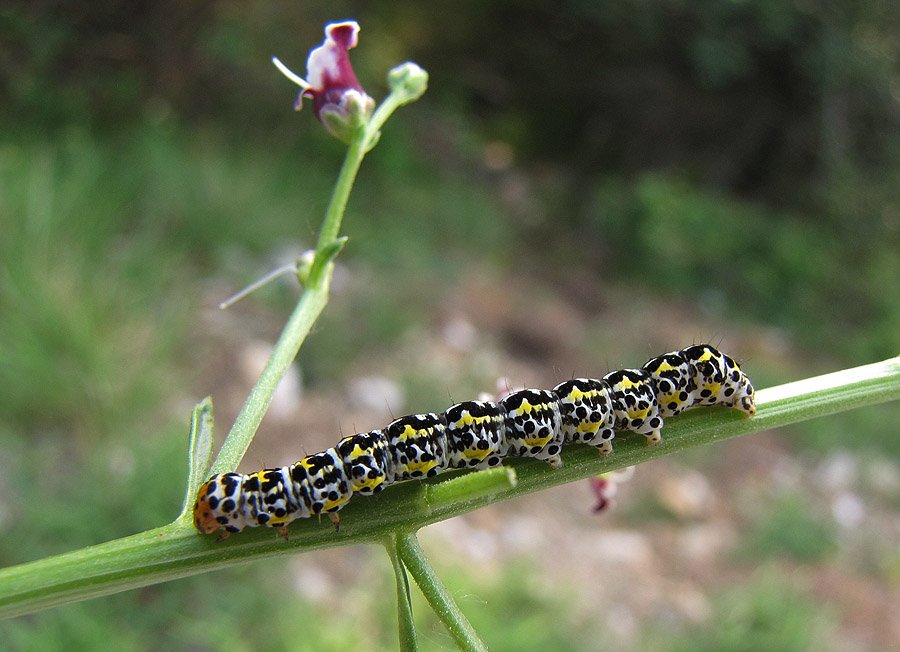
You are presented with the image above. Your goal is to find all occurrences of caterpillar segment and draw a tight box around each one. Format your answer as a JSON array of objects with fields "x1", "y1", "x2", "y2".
[
  {"x1": 682, "y1": 345, "x2": 756, "y2": 416},
  {"x1": 602, "y1": 369, "x2": 664, "y2": 445},
  {"x1": 444, "y1": 400, "x2": 508, "y2": 469},
  {"x1": 553, "y1": 378, "x2": 616, "y2": 454},
  {"x1": 500, "y1": 389, "x2": 564, "y2": 468},
  {"x1": 336, "y1": 430, "x2": 394, "y2": 495},
  {"x1": 384, "y1": 412, "x2": 448, "y2": 480},
  {"x1": 194, "y1": 344, "x2": 756, "y2": 536},
  {"x1": 257, "y1": 466, "x2": 306, "y2": 530},
  {"x1": 295, "y1": 448, "x2": 352, "y2": 528},
  {"x1": 642, "y1": 352, "x2": 696, "y2": 417}
]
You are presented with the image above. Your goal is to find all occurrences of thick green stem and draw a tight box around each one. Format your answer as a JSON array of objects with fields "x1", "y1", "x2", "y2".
[
  {"x1": 396, "y1": 533, "x2": 487, "y2": 652},
  {"x1": 0, "y1": 355, "x2": 897, "y2": 620},
  {"x1": 384, "y1": 535, "x2": 419, "y2": 652}
]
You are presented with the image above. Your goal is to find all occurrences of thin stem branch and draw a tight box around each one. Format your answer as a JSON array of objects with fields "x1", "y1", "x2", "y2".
[
  {"x1": 208, "y1": 83, "x2": 413, "y2": 475},
  {"x1": 208, "y1": 282, "x2": 329, "y2": 475},
  {"x1": 396, "y1": 532, "x2": 487, "y2": 652},
  {"x1": 316, "y1": 130, "x2": 367, "y2": 254},
  {"x1": 384, "y1": 535, "x2": 419, "y2": 652}
]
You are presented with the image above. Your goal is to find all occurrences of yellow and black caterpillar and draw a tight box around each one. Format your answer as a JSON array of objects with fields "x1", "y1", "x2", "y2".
[{"x1": 193, "y1": 344, "x2": 755, "y2": 536}]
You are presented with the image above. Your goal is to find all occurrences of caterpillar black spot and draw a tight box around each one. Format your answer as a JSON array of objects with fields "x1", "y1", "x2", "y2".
[{"x1": 193, "y1": 344, "x2": 755, "y2": 536}]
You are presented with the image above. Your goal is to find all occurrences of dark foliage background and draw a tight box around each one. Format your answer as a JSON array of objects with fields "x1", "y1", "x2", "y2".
[{"x1": 5, "y1": 0, "x2": 896, "y2": 356}]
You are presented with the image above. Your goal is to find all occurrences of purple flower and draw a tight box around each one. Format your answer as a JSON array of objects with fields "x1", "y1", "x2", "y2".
[
  {"x1": 273, "y1": 21, "x2": 375, "y2": 141},
  {"x1": 589, "y1": 467, "x2": 635, "y2": 514}
]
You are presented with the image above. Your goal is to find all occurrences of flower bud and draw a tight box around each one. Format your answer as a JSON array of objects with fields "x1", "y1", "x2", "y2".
[
  {"x1": 273, "y1": 21, "x2": 375, "y2": 142},
  {"x1": 387, "y1": 62, "x2": 429, "y2": 104}
]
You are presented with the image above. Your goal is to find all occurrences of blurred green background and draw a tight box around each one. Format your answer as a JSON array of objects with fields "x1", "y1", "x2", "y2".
[{"x1": 1, "y1": 1, "x2": 898, "y2": 650}]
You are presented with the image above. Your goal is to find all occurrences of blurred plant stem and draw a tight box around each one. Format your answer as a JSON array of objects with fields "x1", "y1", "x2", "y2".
[
  {"x1": 396, "y1": 532, "x2": 488, "y2": 652},
  {"x1": 385, "y1": 535, "x2": 418, "y2": 652}
]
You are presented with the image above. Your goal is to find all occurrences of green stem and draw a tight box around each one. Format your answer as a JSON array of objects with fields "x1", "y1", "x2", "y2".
[
  {"x1": 385, "y1": 535, "x2": 419, "y2": 652},
  {"x1": 368, "y1": 90, "x2": 412, "y2": 137},
  {"x1": 209, "y1": 282, "x2": 329, "y2": 475},
  {"x1": 315, "y1": 129, "x2": 367, "y2": 253},
  {"x1": 1, "y1": 356, "x2": 898, "y2": 620},
  {"x1": 209, "y1": 86, "x2": 414, "y2": 475},
  {"x1": 396, "y1": 533, "x2": 487, "y2": 652}
]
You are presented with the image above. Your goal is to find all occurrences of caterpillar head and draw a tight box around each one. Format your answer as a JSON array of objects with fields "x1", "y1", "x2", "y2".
[
  {"x1": 193, "y1": 473, "x2": 245, "y2": 535},
  {"x1": 193, "y1": 497, "x2": 220, "y2": 534}
]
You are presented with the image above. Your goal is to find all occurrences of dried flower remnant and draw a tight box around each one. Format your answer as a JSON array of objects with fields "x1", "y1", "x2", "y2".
[
  {"x1": 590, "y1": 467, "x2": 635, "y2": 513},
  {"x1": 273, "y1": 21, "x2": 375, "y2": 142}
]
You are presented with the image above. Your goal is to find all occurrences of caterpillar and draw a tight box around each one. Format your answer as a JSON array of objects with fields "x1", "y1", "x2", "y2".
[{"x1": 193, "y1": 344, "x2": 755, "y2": 536}]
